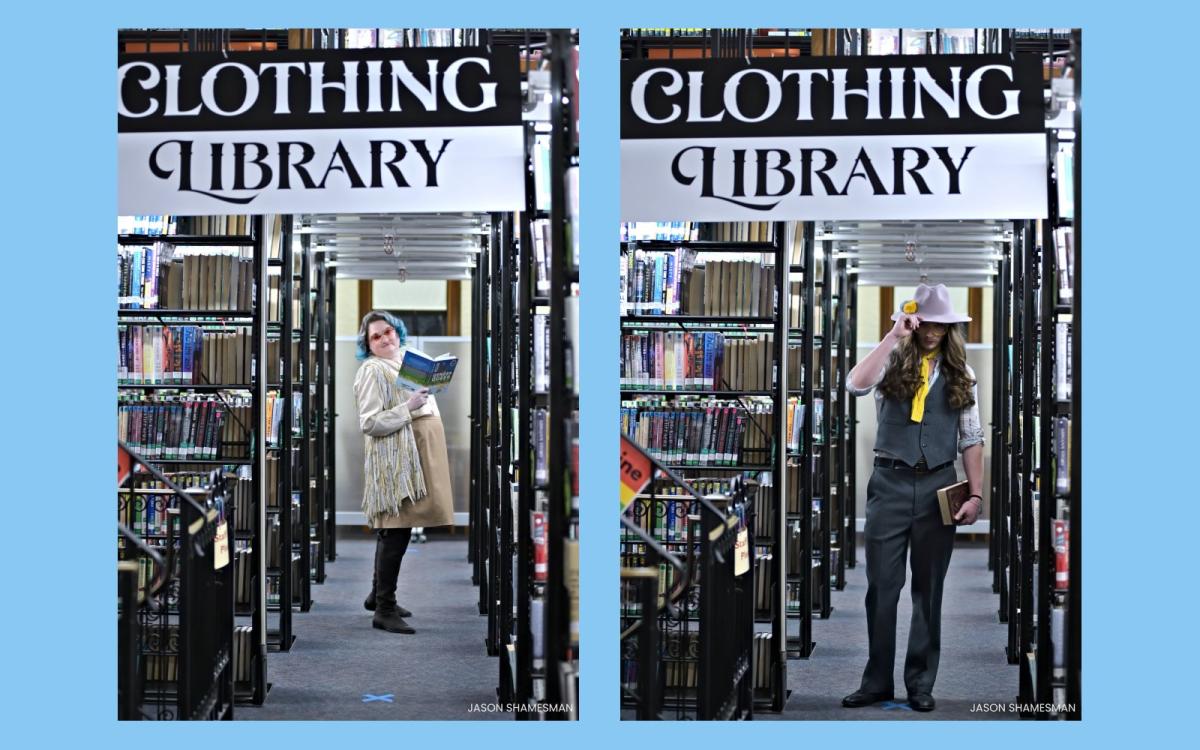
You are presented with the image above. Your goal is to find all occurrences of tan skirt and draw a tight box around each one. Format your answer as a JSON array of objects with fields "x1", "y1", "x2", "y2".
[{"x1": 373, "y1": 414, "x2": 456, "y2": 529}]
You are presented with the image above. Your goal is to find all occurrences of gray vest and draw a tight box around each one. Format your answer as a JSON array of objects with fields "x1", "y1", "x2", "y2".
[{"x1": 875, "y1": 371, "x2": 958, "y2": 467}]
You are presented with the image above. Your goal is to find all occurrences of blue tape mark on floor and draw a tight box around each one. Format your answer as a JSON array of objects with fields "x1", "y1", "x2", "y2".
[
  {"x1": 880, "y1": 700, "x2": 912, "y2": 711},
  {"x1": 362, "y1": 693, "x2": 394, "y2": 703}
]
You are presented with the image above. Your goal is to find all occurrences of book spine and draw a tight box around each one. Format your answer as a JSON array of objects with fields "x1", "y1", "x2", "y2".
[
  {"x1": 180, "y1": 401, "x2": 193, "y2": 460},
  {"x1": 208, "y1": 404, "x2": 224, "y2": 460},
  {"x1": 117, "y1": 327, "x2": 127, "y2": 384},
  {"x1": 731, "y1": 412, "x2": 746, "y2": 465},
  {"x1": 153, "y1": 403, "x2": 165, "y2": 460},
  {"x1": 664, "y1": 252, "x2": 676, "y2": 315},
  {"x1": 687, "y1": 410, "x2": 700, "y2": 465},
  {"x1": 702, "y1": 406, "x2": 716, "y2": 466},
  {"x1": 1053, "y1": 519, "x2": 1069, "y2": 591},
  {"x1": 1055, "y1": 416, "x2": 1070, "y2": 494}
]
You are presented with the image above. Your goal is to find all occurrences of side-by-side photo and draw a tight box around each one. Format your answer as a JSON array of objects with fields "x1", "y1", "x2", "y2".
[
  {"x1": 619, "y1": 27, "x2": 1080, "y2": 721},
  {"x1": 117, "y1": 27, "x2": 580, "y2": 720}
]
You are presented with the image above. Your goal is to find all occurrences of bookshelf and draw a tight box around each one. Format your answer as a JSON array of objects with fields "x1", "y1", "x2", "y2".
[
  {"x1": 836, "y1": 256, "x2": 859, "y2": 576},
  {"x1": 265, "y1": 217, "x2": 304, "y2": 648},
  {"x1": 466, "y1": 30, "x2": 580, "y2": 719},
  {"x1": 785, "y1": 222, "x2": 817, "y2": 657},
  {"x1": 619, "y1": 220, "x2": 788, "y2": 712},
  {"x1": 117, "y1": 450, "x2": 236, "y2": 720},
  {"x1": 990, "y1": 29, "x2": 1080, "y2": 720},
  {"x1": 116, "y1": 215, "x2": 269, "y2": 708},
  {"x1": 309, "y1": 238, "x2": 336, "y2": 577},
  {"x1": 619, "y1": 448, "x2": 756, "y2": 720},
  {"x1": 1033, "y1": 28, "x2": 1080, "y2": 719},
  {"x1": 544, "y1": 30, "x2": 581, "y2": 720},
  {"x1": 621, "y1": 28, "x2": 813, "y2": 59}
]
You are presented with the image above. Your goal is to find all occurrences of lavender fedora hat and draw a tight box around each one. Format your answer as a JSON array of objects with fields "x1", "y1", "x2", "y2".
[{"x1": 891, "y1": 283, "x2": 972, "y2": 324}]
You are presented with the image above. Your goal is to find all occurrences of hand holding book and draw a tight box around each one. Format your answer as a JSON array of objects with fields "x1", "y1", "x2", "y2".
[
  {"x1": 937, "y1": 480, "x2": 982, "y2": 526},
  {"x1": 952, "y1": 494, "x2": 981, "y2": 525},
  {"x1": 405, "y1": 389, "x2": 430, "y2": 412}
]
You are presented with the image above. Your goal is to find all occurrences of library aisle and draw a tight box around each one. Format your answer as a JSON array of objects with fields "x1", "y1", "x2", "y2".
[
  {"x1": 618, "y1": 26, "x2": 1080, "y2": 721},
  {"x1": 239, "y1": 531, "x2": 504, "y2": 721},
  {"x1": 117, "y1": 27, "x2": 581, "y2": 721},
  {"x1": 767, "y1": 544, "x2": 1015, "y2": 721}
]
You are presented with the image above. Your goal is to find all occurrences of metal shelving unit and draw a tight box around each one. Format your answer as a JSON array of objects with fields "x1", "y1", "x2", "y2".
[
  {"x1": 618, "y1": 224, "x2": 788, "y2": 713},
  {"x1": 116, "y1": 219, "x2": 270, "y2": 707}
]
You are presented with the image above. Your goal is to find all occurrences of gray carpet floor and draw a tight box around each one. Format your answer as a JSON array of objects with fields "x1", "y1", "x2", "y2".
[
  {"x1": 236, "y1": 529, "x2": 506, "y2": 721},
  {"x1": 762, "y1": 541, "x2": 1019, "y2": 721}
]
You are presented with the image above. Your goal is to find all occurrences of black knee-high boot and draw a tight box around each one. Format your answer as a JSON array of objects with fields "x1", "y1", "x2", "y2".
[
  {"x1": 373, "y1": 528, "x2": 415, "y2": 633},
  {"x1": 365, "y1": 534, "x2": 413, "y2": 617}
]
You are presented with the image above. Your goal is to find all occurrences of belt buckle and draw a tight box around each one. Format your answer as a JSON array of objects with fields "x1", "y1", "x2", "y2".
[{"x1": 915, "y1": 460, "x2": 929, "y2": 472}]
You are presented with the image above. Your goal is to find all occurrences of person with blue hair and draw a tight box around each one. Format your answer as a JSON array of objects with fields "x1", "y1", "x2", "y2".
[{"x1": 353, "y1": 310, "x2": 456, "y2": 634}]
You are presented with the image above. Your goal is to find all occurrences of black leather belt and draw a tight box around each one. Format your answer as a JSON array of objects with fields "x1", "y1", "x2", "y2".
[{"x1": 874, "y1": 457, "x2": 954, "y2": 473}]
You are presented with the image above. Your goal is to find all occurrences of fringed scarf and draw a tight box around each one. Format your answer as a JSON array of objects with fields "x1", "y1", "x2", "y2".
[{"x1": 360, "y1": 357, "x2": 427, "y2": 524}]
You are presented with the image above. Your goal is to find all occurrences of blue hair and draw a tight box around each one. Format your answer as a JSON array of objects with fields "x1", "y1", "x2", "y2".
[{"x1": 356, "y1": 310, "x2": 408, "y2": 361}]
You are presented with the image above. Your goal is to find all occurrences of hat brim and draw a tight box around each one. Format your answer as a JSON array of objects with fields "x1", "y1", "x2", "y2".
[{"x1": 891, "y1": 312, "x2": 972, "y2": 323}]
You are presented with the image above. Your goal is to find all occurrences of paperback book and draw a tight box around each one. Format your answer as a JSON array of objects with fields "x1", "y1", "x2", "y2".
[{"x1": 395, "y1": 348, "x2": 458, "y2": 394}]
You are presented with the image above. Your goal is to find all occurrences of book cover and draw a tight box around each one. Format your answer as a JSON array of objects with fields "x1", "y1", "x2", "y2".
[
  {"x1": 936, "y1": 480, "x2": 971, "y2": 525},
  {"x1": 395, "y1": 347, "x2": 458, "y2": 394}
]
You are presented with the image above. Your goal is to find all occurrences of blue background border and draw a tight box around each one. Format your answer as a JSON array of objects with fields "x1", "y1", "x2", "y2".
[{"x1": 4, "y1": 0, "x2": 1195, "y2": 745}]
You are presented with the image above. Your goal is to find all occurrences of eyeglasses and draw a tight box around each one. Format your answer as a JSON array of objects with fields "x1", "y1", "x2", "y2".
[{"x1": 368, "y1": 326, "x2": 396, "y2": 342}]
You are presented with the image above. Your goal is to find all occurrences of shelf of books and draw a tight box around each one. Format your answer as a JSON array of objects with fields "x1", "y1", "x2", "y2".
[
  {"x1": 293, "y1": 228, "x2": 324, "y2": 591},
  {"x1": 619, "y1": 219, "x2": 788, "y2": 712},
  {"x1": 783, "y1": 222, "x2": 818, "y2": 656},
  {"x1": 117, "y1": 213, "x2": 270, "y2": 707},
  {"x1": 468, "y1": 219, "x2": 490, "y2": 622},
  {"x1": 835, "y1": 254, "x2": 859, "y2": 578},
  {"x1": 544, "y1": 29, "x2": 581, "y2": 720},
  {"x1": 991, "y1": 29, "x2": 1080, "y2": 720},
  {"x1": 478, "y1": 210, "x2": 514, "y2": 666},
  {"x1": 307, "y1": 231, "x2": 336, "y2": 577},
  {"x1": 469, "y1": 31, "x2": 580, "y2": 720},
  {"x1": 620, "y1": 28, "x2": 813, "y2": 59},
  {"x1": 1033, "y1": 28, "x2": 1080, "y2": 719},
  {"x1": 619, "y1": 443, "x2": 756, "y2": 720},
  {"x1": 989, "y1": 229, "x2": 1011, "y2": 615},
  {"x1": 264, "y1": 216, "x2": 306, "y2": 649},
  {"x1": 117, "y1": 450, "x2": 237, "y2": 720}
]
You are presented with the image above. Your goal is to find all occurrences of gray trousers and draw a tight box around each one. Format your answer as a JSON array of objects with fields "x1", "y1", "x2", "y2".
[{"x1": 859, "y1": 463, "x2": 957, "y2": 696}]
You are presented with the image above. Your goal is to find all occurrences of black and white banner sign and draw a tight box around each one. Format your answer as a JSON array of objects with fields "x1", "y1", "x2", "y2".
[
  {"x1": 119, "y1": 47, "x2": 524, "y2": 214},
  {"x1": 621, "y1": 54, "x2": 1047, "y2": 220}
]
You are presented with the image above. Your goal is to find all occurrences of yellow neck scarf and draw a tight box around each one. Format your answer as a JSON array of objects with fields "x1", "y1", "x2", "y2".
[{"x1": 910, "y1": 349, "x2": 939, "y2": 422}]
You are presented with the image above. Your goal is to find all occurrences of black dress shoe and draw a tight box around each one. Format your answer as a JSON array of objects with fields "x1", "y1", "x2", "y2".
[
  {"x1": 842, "y1": 690, "x2": 894, "y2": 708},
  {"x1": 363, "y1": 592, "x2": 411, "y2": 617},
  {"x1": 908, "y1": 693, "x2": 936, "y2": 712}
]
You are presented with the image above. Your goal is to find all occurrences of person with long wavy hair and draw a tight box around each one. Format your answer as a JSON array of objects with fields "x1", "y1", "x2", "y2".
[{"x1": 840, "y1": 284, "x2": 985, "y2": 713}]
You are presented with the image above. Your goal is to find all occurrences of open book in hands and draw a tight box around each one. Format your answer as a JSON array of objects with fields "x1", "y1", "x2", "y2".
[{"x1": 395, "y1": 347, "x2": 458, "y2": 395}]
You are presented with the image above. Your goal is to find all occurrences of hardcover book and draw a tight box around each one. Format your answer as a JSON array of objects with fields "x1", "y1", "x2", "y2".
[{"x1": 936, "y1": 480, "x2": 971, "y2": 525}]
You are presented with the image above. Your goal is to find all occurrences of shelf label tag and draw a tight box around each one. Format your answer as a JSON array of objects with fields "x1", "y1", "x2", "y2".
[
  {"x1": 213, "y1": 521, "x2": 230, "y2": 570},
  {"x1": 118, "y1": 444, "x2": 132, "y2": 487},
  {"x1": 734, "y1": 528, "x2": 750, "y2": 576},
  {"x1": 620, "y1": 435, "x2": 653, "y2": 512}
]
